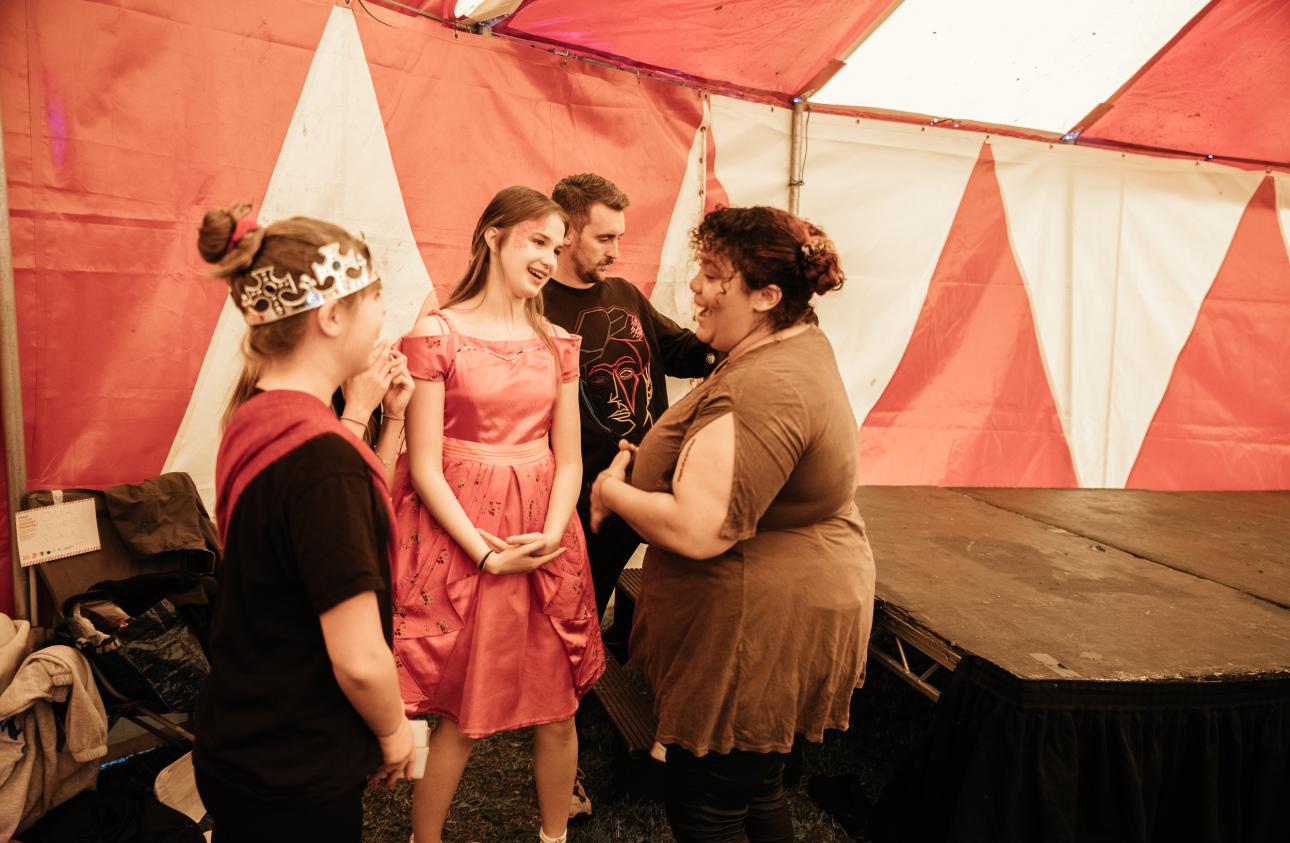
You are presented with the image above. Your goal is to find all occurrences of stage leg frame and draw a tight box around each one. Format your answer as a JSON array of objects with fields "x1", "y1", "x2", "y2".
[{"x1": 869, "y1": 602, "x2": 961, "y2": 702}]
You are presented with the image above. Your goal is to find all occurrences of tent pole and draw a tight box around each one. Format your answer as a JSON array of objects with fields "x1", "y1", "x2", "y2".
[
  {"x1": 789, "y1": 99, "x2": 805, "y2": 215},
  {"x1": 0, "y1": 102, "x2": 31, "y2": 622}
]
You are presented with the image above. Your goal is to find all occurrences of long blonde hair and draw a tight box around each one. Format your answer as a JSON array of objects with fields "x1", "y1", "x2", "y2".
[{"x1": 444, "y1": 186, "x2": 568, "y2": 359}]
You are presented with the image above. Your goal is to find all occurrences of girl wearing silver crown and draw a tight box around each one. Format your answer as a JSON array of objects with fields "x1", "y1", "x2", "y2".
[
  {"x1": 390, "y1": 186, "x2": 604, "y2": 843},
  {"x1": 193, "y1": 207, "x2": 416, "y2": 843}
]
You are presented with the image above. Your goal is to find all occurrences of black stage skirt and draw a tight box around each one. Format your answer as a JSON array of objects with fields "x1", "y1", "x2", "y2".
[{"x1": 871, "y1": 657, "x2": 1290, "y2": 843}]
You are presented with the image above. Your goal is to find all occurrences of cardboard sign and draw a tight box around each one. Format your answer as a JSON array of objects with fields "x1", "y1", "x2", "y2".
[{"x1": 16, "y1": 497, "x2": 101, "y2": 567}]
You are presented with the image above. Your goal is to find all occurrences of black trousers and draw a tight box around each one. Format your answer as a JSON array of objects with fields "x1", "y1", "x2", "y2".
[
  {"x1": 664, "y1": 746, "x2": 795, "y2": 843},
  {"x1": 196, "y1": 766, "x2": 364, "y2": 843},
  {"x1": 577, "y1": 496, "x2": 643, "y2": 622}
]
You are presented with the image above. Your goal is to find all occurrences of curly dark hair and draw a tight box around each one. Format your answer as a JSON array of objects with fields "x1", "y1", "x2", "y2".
[{"x1": 689, "y1": 206, "x2": 844, "y2": 330}]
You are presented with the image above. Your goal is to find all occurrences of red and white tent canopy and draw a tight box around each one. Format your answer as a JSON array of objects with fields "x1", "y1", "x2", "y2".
[
  {"x1": 1, "y1": 0, "x2": 1288, "y2": 615},
  {"x1": 390, "y1": 0, "x2": 1290, "y2": 167}
]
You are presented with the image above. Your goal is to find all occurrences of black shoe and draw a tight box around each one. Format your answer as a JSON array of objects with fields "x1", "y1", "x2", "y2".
[{"x1": 807, "y1": 773, "x2": 872, "y2": 840}]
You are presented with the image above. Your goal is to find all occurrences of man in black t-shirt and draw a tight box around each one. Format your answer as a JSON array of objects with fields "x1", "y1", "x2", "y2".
[{"x1": 543, "y1": 173, "x2": 716, "y2": 623}]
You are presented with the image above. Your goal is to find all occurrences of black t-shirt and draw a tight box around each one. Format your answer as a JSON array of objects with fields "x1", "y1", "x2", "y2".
[
  {"x1": 542, "y1": 276, "x2": 715, "y2": 483},
  {"x1": 194, "y1": 433, "x2": 392, "y2": 804}
]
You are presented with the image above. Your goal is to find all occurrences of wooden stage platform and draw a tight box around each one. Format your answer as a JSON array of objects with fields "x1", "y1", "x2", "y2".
[
  {"x1": 857, "y1": 487, "x2": 1290, "y2": 842},
  {"x1": 862, "y1": 486, "x2": 1290, "y2": 692},
  {"x1": 598, "y1": 487, "x2": 1290, "y2": 839}
]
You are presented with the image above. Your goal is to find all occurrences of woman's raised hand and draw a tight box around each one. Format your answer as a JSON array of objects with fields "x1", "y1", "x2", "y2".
[
  {"x1": 590, "y1": 446, "x2": 634, "y2": 533},
  {"x1": 343, "y1": 340, "x2": 396, "y2": 419},
  {"x1": 383, "y1": 349, "x2": 414, "y2": 419}
]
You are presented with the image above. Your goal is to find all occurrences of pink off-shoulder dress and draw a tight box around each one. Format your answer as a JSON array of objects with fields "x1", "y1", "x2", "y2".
[{"x1": 390, "y1": 312, "x2": 604, "y2": 737}]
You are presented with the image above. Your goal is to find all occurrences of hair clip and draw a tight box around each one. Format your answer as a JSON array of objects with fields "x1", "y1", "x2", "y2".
[
  {"x1": 800, "y1": 236, "x2": 827, "y2": 261},
  {"x1": 228, "y1": 212, "x2": 260, "y2": 250}
]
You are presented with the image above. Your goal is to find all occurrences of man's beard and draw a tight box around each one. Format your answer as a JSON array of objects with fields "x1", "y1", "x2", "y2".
[{"x1": 574, "y1": 250, "x2": 610, "y2": 285}]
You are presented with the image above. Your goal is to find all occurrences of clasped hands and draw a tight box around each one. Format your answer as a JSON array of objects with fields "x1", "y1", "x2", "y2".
[
  {"x1": 590, "y1": 439, "x2": 637, "y2": 534},
  {"x1": 476, "y1": 528, "x2": 567, "y2": 575}
]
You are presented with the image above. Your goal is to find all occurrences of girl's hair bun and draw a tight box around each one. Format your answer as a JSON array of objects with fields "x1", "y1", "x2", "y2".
[{"x1": 197, "y1": 202, "x2": 252, "y2": 264}]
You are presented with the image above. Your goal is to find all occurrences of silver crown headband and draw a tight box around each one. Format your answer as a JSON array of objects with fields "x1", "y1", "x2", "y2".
[{"x1": 238, "y1": 242, "x2": 378, "y2": 326}]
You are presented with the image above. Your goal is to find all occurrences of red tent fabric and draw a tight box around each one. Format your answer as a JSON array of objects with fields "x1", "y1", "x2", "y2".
[
  {"x1": 495, "y1": 0, "x2": 892, "y2": 97},
  {"x1": 1128, "y1": 177, "x2": 1290, "y2": 489},
  {"x1": 361, "y1": 12, "x2": 702, "y2": 304},
  {"x1": 3, "y1": 0, "x2": 328, "y2": 489},
  {"x1": 0, "y1": 0, "x2": 704, "y2": 615},
  {"x1": 0, "y1": 433, "x2": 10, "y2": 615},
  {"x1": 3, "y1": 0, "x2": 1288, "y2": 620},
  {"x1": 858, "y1": 144, "x2": 1078, "y2": 487},
  {"x1": 381, "y1": 0, "x2": 1289, "y2": 168},
  {"x1": 1073, "y1": 0, "x2": 1290, "y2": 166},
  {"x1": 703, "y1": 122, "x2": 731, "y2": 215}
]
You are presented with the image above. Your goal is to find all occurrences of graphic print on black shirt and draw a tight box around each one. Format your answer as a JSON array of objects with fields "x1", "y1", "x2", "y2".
[
  {"x1": 574, "y1": 305, "x2": 655, "y2": 440},
  {"x1": 543, "y1": 276, "x2": 716, "y2": 481}
]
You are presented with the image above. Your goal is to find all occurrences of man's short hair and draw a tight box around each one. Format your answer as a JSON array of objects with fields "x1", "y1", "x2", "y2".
[{"x1": 552, "y1": 173, "x2": 631, "y2": 230}]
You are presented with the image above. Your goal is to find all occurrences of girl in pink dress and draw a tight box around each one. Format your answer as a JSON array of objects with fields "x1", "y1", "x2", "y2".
[{"x1": 392, "y1": 186, "x2": 604, "y2": 843}]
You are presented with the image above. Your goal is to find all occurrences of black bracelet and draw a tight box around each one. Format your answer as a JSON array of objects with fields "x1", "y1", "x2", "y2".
[{"x1": 479, "y1": 549, "x2": 495, "y2": 571}]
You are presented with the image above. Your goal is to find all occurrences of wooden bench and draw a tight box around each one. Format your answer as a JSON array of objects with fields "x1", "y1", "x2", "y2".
[
  {"x1": 592, "y1": 651, "x2": 657, "y2": 756},
  {"x1": 605, "y1": 567, "x2": 642, "y2": 655},
  {"x1": 592, "y1": 566, "x2": 657, "y2": 757},
  {"x1": 616, "y1": 566, "x2": 643, "y2": 604}
]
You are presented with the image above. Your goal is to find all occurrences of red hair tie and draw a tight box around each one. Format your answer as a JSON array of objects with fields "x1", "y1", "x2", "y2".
[{"x1": 228, "y1": 213, "x2": 260, "y2": 250}]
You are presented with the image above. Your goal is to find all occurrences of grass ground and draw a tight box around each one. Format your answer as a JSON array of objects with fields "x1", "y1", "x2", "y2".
[{"x1": 361, "y1": 666, "x2": 935, "y2": 842}]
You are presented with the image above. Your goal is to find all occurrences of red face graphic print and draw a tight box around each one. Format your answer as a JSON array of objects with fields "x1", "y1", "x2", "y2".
[{"x1": 574, "y1": 306, "x2": 654, "y2": 439}]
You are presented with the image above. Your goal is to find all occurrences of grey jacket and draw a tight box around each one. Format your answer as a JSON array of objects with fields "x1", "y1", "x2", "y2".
[{"x1": 0, "y1": 645, "x2": 108, "y2": 836}]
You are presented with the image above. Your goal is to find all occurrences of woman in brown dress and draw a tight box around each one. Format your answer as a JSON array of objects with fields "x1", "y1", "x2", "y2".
[{"x1": 589, "y1": 206, "x2": 876, "y2": 842}]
